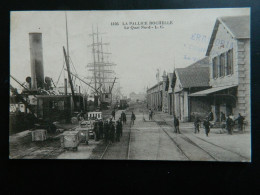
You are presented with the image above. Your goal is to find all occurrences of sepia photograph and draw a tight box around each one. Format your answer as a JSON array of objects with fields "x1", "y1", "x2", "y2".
[{"x1": 9, "y1": 8, "x2": 251, "y2": 161}]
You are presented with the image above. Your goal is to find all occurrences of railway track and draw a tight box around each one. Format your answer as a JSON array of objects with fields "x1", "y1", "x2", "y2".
[
  {"x1": 155, "y1": 114, "x2": 249, "y2": 161},
  {"x1": 154, "y1": 119, "x2": 217, "y2": 161},
  {"x1": 100, "y1": 108, "x2": 132, "y2": 160}
]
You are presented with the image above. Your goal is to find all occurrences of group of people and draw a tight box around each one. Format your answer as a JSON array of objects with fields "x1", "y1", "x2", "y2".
[
  {"x1": 193, "y1": 110, "x2": 245, "y2": 136},
  {"x1": 93, "y1": 118, "x2": 123, "y2": 143},
  {"x1": 172, "y1": 110, "x2": 245, "y2": 137},
  {"x1": 93, "y1": 110, "x2": 136, "y2": 144},
  {"x1": 222, "y1": 112, "x2": 245, "y2": 135}
]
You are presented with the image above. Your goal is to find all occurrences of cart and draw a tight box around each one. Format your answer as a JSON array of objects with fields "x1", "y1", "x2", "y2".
[{"x1": 75, "y1": 121, "x2": 91, "y2": 145}]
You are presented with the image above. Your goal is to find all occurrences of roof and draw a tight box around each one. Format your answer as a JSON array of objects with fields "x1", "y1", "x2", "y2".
[
  {"x1": 147, "y1": 81, "x2": 163, "y2": 91},
  {"x1": 186, "y1": 57, "x2": 209, "y2": 69},
  {"x1": 206, "y1": 15, "x2": 250, "y2": 56},
  {"x1": 175, "y1": 67, "x2": 209, "y2": 88},
  {"x1": 189, "y1": 85, "x2": 237, "y2": 96}
]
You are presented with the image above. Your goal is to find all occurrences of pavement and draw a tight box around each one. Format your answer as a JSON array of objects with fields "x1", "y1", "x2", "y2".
[{"x1": 154, "y1": 111, "x2": 251, "y2": 161}]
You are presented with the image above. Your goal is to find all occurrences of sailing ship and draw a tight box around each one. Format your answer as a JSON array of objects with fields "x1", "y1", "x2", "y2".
[{"x1": 86, "y1": 26, "x2": 117, "y2": 109}]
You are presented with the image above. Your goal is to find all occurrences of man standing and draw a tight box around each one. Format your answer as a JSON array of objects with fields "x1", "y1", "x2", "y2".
[
  {"x1": 118, "y1": 118, "x2": 123, "y2": 137},
  {"x1": 94, "y1": 120, "x2": 99, "y2": 141},
  {"x1": 98, "y1": 119, "x2": 104, "y2": 139},
  {"x1": 109, "y1": 120, "x2": 115, "y2": 143},
  {"x1": 173, "y1": 115, "x2": 180, "y2": 134},
  {"x1": 121, "y1": 111, "x2": 127, "y2": 125},
  {"x1": 194, "y1": 116, "x2": 201, "y2": 134},
  {"x1": 220, "y1": 112, "x2": 226, "y2": 122},
  {"x1": 115, "y1": 120, "x2": 121, "y2": 142},
  {"x1": 112, "y1": 109, "x2": 116, "y2": 120},
  {"x1": 235, "y1": 113, "x2": 245, "y2": 131},
  {"x1": 104, "y1": 120, "x2": 109, "y2": 143},
  {"x1": 226, "y1": 115, "x2": 234, "y2": 135},
  {"x1": 131, "y1": 112, "x2": 136, "y2": 126},
  {"x1": 208, "y1": 109, "x2": 214, "y2": 122},
  {"x1": 148, "y1": 109, "x2": 152, "y2": 120},
  {"x1": 203, "y1": 118, "x2": 210, "y2": 137}
]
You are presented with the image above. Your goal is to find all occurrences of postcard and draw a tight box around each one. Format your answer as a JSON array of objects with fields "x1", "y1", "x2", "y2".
[{"x1": 9, "y1": 8, "x2": 250, "y2": 161}]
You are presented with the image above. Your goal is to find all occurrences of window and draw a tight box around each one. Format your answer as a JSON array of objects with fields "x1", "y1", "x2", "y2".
[
  {"x1": 105, "y1": 94, "x2": 108, "y2": 98},
  {"x1": 227, "y1": 49, "x2": 233, "y2": 75},
  {"x1": 212, "y1": 57, "x2": 218, "y2": 78},
  {"x1": 219, "y1": 53, "x2": 225, "y2": 77}
]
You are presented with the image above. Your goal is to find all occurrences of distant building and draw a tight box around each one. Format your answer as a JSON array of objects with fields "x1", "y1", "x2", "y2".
[
  {"x1": 146, "y1": 81, "x2": 164, "y2": 111},
  {"x1": 129, "y1": 92, "x2": 146, "y2": 102},
  {"x1": 189, "y1": 15, "x2": 250, "y2": 129},
  {"x1": 167, "y1": 73, "x2": 174, "y2": 115}
]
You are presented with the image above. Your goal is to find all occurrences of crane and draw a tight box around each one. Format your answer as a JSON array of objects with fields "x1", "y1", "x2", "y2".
[
  {"x1": 63, "y1": 46, "x2": 76, "y2": 108},
  {"x1": 109, "y1": 77, "x2": 117, "y2": 93}
]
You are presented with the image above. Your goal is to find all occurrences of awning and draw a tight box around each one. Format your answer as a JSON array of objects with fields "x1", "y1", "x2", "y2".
[{"x1": 189, "y1": 85, "x2": 237, "y2": 97}]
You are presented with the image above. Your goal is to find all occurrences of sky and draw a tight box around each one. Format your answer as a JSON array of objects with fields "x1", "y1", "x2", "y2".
[{"x1": 10, "y1": 8, "x2": 249, "y2": 96}]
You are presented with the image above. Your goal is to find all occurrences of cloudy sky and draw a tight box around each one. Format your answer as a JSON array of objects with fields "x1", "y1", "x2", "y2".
[{"x1": 10, "y1": 8, "x2": 249, "y2": 96}]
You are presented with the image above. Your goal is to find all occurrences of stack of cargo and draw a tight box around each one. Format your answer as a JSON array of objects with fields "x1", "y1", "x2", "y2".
[
  {"x1": 75, "y1": 121, "x2": 91, "y2": 144},
  {"x1": 60, "y1": 131, "x2": 80, "y2": 151}
]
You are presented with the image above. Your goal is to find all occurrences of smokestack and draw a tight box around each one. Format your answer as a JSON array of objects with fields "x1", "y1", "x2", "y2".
[{"x1": 29, "y1": 33, "x2": 44, "y2": 90}]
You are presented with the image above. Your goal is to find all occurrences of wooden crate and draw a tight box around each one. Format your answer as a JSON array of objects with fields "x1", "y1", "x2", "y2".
[
  {"x1": 60, "y1": 131, "x2": 80, "y2": 149},
  {"x1": 31, "y1": 129, "x2": 47, "y2": 141}
]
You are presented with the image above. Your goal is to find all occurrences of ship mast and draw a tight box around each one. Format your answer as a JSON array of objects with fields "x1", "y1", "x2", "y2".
[{"x1": 87, "y1": 26, "x2": 116, "y2": 94}]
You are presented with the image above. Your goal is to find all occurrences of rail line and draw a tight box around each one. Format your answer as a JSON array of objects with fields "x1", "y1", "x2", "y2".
[
  {"x1": 154, "y1": 120, "x2": 190, "y2": 160},
  {"x1": 156, "y1": 113, "x2": 249, "y2": 161},
  {"x1": 100, "y1": 109, "x2": 132, "y2": 160},
  {"x1": 127, "y1": 124, "x2": 132, "y2": 159}
]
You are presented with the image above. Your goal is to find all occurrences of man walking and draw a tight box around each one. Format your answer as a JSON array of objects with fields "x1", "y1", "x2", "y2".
[
  {"x1": 203, "y1": 118, "x2": 210, "y2": 137},
  {"x1": 194, "y1": 116, "x2": 201, "y2": 134},
  {"x1": 131, "y1": 112, "x2": 136, "y2": 126},
  {"x1": 173, "y1": 115, "x2": 180, "y2": 134}
]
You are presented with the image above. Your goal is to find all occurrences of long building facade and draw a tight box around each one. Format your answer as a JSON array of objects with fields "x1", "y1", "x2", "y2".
[{"x1": 147, "y1": 71, "x2": 169, "y2": 112}]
